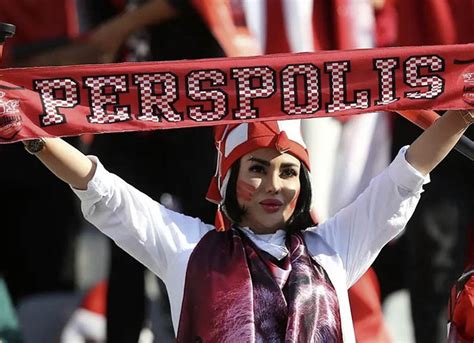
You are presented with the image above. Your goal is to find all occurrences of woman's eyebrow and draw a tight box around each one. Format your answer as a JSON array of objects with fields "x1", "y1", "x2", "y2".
[
  {"x1": 281, "y1": 162, "x2": 299, "y2": 168},
  {"x1": 248, "y1": 157, "x2": 270, "y2": 166}
]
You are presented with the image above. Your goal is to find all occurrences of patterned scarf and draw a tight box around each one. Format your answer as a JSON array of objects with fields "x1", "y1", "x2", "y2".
[{"x1": 177, "y1": 228, "x2": 342, "y2": 342}]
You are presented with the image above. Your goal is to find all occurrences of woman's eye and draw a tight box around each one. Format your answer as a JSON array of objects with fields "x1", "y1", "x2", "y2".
[
  {"x1": 249, "y1": 165, "x2": 265, "y2": 174},
  {"x1": 281, "y1": 168, "x2": 298, "y2": 177}
]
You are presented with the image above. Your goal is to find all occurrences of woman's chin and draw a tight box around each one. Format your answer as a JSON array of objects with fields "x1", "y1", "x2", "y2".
[
  {"x1": 249, "y1": 219, "x2": 286, "y2": 234},
  {"x1": 241, "y1": 210, "x2": 291, "y2": 233}
]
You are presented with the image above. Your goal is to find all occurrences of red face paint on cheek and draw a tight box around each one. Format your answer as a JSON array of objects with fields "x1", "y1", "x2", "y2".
[
  {"x1": 289, "y1": 189, "x2": 300, "y2": 210},
  {"x1": 236, "y1": 180, "x2": 256, "y2": 202}
]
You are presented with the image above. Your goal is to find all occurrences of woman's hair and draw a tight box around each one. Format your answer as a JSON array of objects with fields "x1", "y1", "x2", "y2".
[{"x1": 223, "y1": 158, "x2": 315, "y2": 232}]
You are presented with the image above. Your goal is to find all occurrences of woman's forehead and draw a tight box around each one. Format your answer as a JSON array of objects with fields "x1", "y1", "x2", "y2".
[{"x1": 241, "y1": 148, "x2": 301, "y2": 165}]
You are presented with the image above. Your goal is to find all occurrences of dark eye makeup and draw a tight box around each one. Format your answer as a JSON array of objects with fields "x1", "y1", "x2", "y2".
[
  {"x1": 249, "y1": 164, "x2": 266, "y2": 173},
  {"x1": 281, "y1": 168, "x2": 298, "y2": 177}
]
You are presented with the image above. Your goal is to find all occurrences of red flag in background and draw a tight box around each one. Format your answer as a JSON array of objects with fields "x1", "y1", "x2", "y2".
[
  {"x1": 264, "y1": 0, "x2": 290, "y2": 54},
  {"x1": 376, "y1": 1, "x2": 474, "y2": 342},
  {"x1": 449, "y1": 0, "x2": 474, "y2": 44},
  {"x1": 396, "y1": 0, "x2": 456, "y2": 46},
  {"x1": 350, "y1": 268, "x2": 392, "y2": 342},
  {"x1": 394, "y1": 0, "x2": 474, "y2": 46},
  {"x1": 312, "y1": 0, "x2": 355, "y2": 50}
]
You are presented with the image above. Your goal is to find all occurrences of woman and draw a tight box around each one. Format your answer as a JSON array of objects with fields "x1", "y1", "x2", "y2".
[{"x1": 24, "y1": 109, "x2": 473, "y2": 341}]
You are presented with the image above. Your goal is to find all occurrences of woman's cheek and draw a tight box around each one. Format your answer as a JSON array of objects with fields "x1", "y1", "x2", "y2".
[{"x1": 236, "y1": 179, "x2": 257, "y2": 202}]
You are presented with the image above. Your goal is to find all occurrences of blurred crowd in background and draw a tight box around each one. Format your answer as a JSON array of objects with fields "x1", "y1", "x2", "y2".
[{"x1": 0, "y1": 0, "x2": 473, "y2": 342}]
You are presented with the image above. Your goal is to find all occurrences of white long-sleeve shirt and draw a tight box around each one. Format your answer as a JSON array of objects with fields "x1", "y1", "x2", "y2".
[{"x1": 72, "y1": 146, "x2": 429, "y2": 342}]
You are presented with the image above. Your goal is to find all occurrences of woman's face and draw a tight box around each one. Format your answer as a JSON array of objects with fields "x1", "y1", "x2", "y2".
[{"x1": 236, "y1": 148, "x2": 301, "y2": 234}]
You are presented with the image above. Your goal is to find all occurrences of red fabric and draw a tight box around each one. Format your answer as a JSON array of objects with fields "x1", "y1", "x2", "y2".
[
  {"x1": 374, "y1": 4, "x2": 398, "y2": 47},
  {"x1": 0, "y1": 43, "x2": 472, "y2": 143},
  {"x1": 213, "y1": 207, "x2": 227, "y2": 232},
  {"x1": 264, "y1": 0, "x2": 290, "y2": 54},
  {"x1": 177, "y1": 229, "x2": 342, "y2": 342},
  {"x1": 191, "y1": 0, "x2": 261, "y2": 57},
  {"x1": 0, "y1": 0, "x2": 78, "y2": 45},
  {"x1": 193, "y1": 0, "x2": 358, "y2": 55},
  {"x1": 394, "y1": 0, "x2": 474, "y2": 46},
  {"x1": 448, "y1": 271, "x2": 474, "y2": 342},
  {"x1": 325, "y1": 0, "x2": 355, "y2": 50},
  {"x1": 452, "y1": 278, "x2": 474, "y2": 341},
  {"x1": 81, "y1": 280, "x2": 107, "y2": 315},
  {"x1": 448, "y1": 224, "x2": 474, "y2": 341},
  {"x1": 448, "y1": 325, "x2": 473, "y2": 343},
  {"x1": 0, "y1": 0, "x2": 80, "y2": 66},
  {"x1": 349, "y1": 268, "x2": 392, "y2": 342},
  {"x1": 396, "y1": 0, "x2": 455, "y2": 46},
  {"x1": 319, "y1": 0, "x2": 355, "y2": 49},
  {"x1": 449, "y1": 0, "x2": 474, "y2": 44}
]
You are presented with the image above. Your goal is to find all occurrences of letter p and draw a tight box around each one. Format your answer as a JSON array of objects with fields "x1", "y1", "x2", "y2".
[{"x1": 34, "y1": 78, "x2": 80, "y2": 126}]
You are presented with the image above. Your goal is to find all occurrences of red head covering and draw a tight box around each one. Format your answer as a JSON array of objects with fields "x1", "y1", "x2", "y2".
[{"x1": 206, "y1": 120, "x2": 311, "y2": 231}]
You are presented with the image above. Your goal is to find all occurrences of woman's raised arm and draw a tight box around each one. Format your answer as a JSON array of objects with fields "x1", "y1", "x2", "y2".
[
  {"x1": 24, "y1": 109, "x2": 472, "y2": 190},
  {"x1": 25, "y1": 137, "x2": 96, "y2": 190},
  {"x1": 406, "y1": 109, "x2": 473, "y2": 176}
]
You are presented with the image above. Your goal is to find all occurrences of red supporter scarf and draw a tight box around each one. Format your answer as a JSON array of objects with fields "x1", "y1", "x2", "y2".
[{"x1": 0, "y1": 43, "x2": 473, "y2": 143}]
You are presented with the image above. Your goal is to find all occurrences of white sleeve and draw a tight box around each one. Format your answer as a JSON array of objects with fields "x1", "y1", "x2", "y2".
[
  {"x1": 71, "y1": 156, "x2": 213, "y2": 280},
  {"x1": 313, "y1": 146, "x2": 430, "y2": 287}
]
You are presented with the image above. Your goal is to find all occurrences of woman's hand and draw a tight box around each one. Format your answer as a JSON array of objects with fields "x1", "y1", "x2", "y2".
[{"x1": 406, "y1": 109, "x2": 473, "y2": 176}]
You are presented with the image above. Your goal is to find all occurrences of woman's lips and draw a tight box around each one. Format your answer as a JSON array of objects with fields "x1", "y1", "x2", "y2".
[{"x1": 260, "y1": 199, "x2": 283, "y2": 213}]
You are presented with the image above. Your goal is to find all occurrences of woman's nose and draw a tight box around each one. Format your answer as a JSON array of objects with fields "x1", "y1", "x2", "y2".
[{"x1": 265, "y1": 171, "x2": 281, "y2": 193}]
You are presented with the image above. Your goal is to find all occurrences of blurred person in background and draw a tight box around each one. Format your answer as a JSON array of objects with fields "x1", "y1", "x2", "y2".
[
  {"x1": 0, "y1": 1, "x2": 123, "y2": 341},
  {"x1": 372, "y1": 0, "x2": 474, "y2": 341},
  {"x1": 0, "y1": 0, "x2": 82, "y2": 309},
  {"x1": 1, "y1": 1, "x2": 220, "y2": 341},
  {"x1": 72, "y1": 0, "x2": 223, "y2": 341}
]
